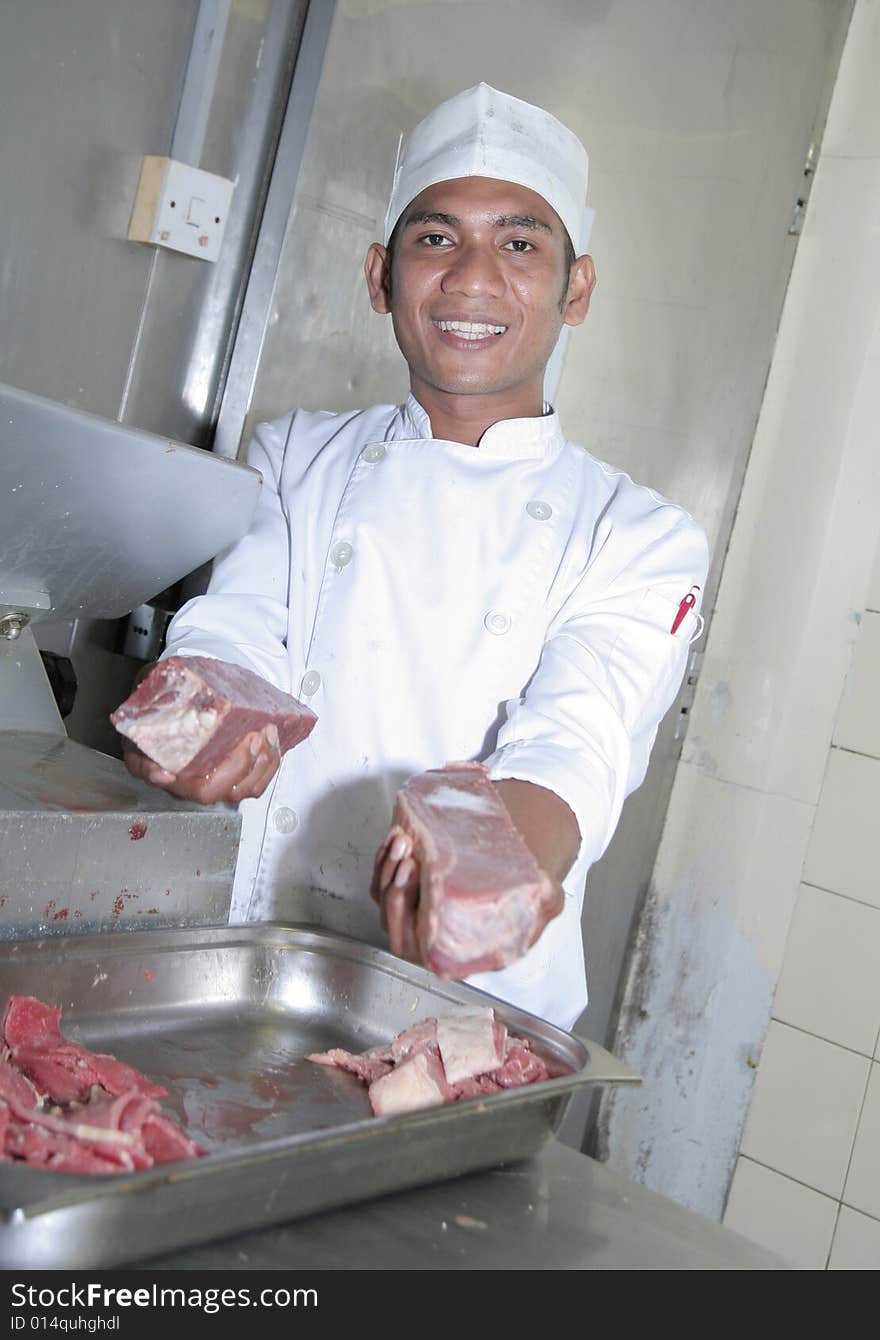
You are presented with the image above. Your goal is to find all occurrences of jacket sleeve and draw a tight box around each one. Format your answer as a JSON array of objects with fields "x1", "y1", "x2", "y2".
[
  {"x1": 162, "y1": 419, "x2": 292, "y2": 692},
  {"x1": 484, "y1": 508, "x2": 709, "y2": 870}
]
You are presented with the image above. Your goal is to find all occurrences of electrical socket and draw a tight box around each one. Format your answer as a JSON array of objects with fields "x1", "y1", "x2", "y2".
[{"x1": 128, "y1": 156, "x2": 235, "y2": 263}]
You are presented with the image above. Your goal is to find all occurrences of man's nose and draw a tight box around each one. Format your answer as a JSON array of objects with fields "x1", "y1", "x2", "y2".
[{"x1": 440, "y1": 242, "x2": 504, "y2": 297}]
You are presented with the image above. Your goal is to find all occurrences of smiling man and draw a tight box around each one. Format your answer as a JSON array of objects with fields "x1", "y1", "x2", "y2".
[{"x1": 125, "y1": 85, "x2": 708, "y2": 1029}]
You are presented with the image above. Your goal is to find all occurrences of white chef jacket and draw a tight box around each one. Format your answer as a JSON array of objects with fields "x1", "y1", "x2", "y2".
[{"x1": 164, "y1": 394, "x2": 708, "y2": 1028}]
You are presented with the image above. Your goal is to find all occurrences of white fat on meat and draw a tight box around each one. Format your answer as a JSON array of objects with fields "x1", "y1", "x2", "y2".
[
  {"x1": 422, "y1": 785, "x2": 494, "y2": 814},
  {"x1": 436, "y1": 1007, "x2": 507, "y2": 1085},
  {"x1": 368, "y1": 1051, "x2": 448, "y2": 1117},
  {"x1": 122, "y1": 702, "x2": 220, "y2": 772}
]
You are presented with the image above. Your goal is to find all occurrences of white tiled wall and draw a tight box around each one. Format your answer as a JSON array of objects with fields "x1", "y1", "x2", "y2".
[
  {"x1": 702, "y1": 0, "x2": 880, "y2": 1270},
  {"x1": 725, "y1": 579, "x2": 880, "y2": 1267},
  {"x1": 773, "y1": 884, "x2": 880, "y2": 1054},
  {"x1": 725, "y1": 1158, "x2": 839, "y2": 1270},
  {"x1": 803, "y1": 747, "x2": 880, "y2": 908},
  {"x1": 834, "y1": 614, "x2": 880, "y2": 759},
  {"x1": 828, "y1": 1207, "x2": 880, "y2": 1269}
]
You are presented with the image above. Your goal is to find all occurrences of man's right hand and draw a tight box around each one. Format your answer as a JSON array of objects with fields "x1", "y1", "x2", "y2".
[{"x1": 122, "y1": 723, "x2": 282, "y2": 806}]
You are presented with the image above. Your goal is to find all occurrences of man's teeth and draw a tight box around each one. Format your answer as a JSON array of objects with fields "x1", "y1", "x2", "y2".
[{"x1": 436, "y1": 320, "x2": 506, "y2": 339}]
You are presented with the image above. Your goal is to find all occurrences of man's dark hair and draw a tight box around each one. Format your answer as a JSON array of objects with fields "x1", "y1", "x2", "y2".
[{"x1": 384, "y1": 219, "x2": 577, "y2": 310}]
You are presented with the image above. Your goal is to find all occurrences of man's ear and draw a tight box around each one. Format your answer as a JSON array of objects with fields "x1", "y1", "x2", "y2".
[
  {"x1": 365, "y1": 243, "x2": 392, "y2": 314},
  {"x1": 562, "y1": 255, "x2": 596, "y2": 328}
]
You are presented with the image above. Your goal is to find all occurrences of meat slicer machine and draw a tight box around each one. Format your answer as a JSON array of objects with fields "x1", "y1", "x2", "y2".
[{"x1": 0, "y1": 381, "x2": 261, "y2": 938}]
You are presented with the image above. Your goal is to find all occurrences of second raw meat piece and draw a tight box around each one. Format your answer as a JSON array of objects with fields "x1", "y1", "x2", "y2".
[{"x1": 392, "y1": 761, "x2": 558, "y2": 977}]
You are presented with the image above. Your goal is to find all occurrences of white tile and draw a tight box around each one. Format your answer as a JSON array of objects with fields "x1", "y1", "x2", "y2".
[
  {"x1": 844, "y1": 1063, "x2": 880, "y2": 1220},
  {"x1": 773, "y1": 884, "x2": 880, "y2": 1055},
  {"x1": 723, "y1": 1156, "x2": 837, "y2": 1269},
  {"x1": 821, "y1": 0, "x2": 880, "y2": 159},
  {"x1": 804, "y1": 749, "x2": 880, "y2": 909},
  {"x1": 828, "y1": 1205, "x2": 880, "y2": 1270},
  {"x1": 835, "y1": 613, "x2": 880, "y2": 759},
  {"x1": 741, "y1": 1021, "x2": 869, "y2": 1197}
]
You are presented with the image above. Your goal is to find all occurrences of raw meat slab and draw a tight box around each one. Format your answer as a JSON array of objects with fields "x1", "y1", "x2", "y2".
[
  {"x1": 392, "y1": 762, "x2": 557, "y2": 977},
  {"x1": 111, "y1": 655, "x2": 317, "y2": 778}
]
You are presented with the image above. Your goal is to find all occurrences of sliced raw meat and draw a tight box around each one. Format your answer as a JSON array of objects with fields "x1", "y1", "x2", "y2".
[
  {"x1": 390, "y1": 1019, "x2": 438, "y2": 1064},
  {"x1": 308, "y1": 1006, "x2": 551, "y2": 1117},
  {"x1": 5, "y1": 998, "x2": 166, "y2": 1103},
  {"x1": 392, "y1": 761, "x2": 558, "y2": 977},
  {"x1": 306, "y1": 1047, "x2": 393, "y2": 1084},
  {"x1": 16, "y1": 1106, "x2": 148, "y2": 1171},
  {"x1": 4, "y1": 1121, "x2": 122, "y2": 1174},
  {"x1": 110, "y1": 655, "x2": 317, "y2": 778},
  {"x1": 436, "y1": 1007, "x2": 507, "y2": 1084},
  {"x1": 492, "y1": 1044, "x2": 549, "y2": 1088},
  {"x1": 0, "y1": 1054, "x2": 40, "y2": 1111},
  {"x1": 1, "y1": 996, "x2": 204, "y2": 1174},
  {"x1": 308, "y1": 1019, "x2": 442, "y2": 1085},
  {"x1": 141, "y1": 1113, "x2": 204, "y2": 1163},
  {"x1": 3, "y1": 995, "x2": 62, "y2": 1051},
  {"x1": 368, "y1": 1051, "x2": 452, "y2": 1117},
  {"x1": 449, "y1": 1074, "x2": 503, "y2": 1100},
  {"x1": 11, "y1": 1045, "x2": 167, "y2": 1106}
]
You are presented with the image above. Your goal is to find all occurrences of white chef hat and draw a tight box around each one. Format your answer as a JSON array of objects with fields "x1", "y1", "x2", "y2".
[{"x1": 384, "y1": 83, "x2": 592, "y2": 253}]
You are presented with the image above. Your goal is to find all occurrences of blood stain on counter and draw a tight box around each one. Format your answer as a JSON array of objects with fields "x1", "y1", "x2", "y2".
[
  {"x1": 51, "y1": 908, "x2": 69, "y2": 921},
  {"x1": 144, "y1": 970, "x2": 155, "y2": 983},
  {"x1": 112, "y1": 896, "x2": 124, "y2": 917},
  {"x1": 129, "y1": 821, "x2": 148, "y2": 841}
]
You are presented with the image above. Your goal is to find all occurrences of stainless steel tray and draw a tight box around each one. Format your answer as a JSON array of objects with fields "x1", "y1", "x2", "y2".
[{"x1": 0, "y1": 924, "x2": 639, "y2": 1268}]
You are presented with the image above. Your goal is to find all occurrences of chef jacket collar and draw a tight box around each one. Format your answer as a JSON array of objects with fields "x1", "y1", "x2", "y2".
[{"x1": 397, "y1": 392, "x2": 564, "y2": 460}]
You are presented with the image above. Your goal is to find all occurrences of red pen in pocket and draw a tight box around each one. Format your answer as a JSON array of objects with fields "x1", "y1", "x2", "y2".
[{"x1": 671, "y1": 585, "x2": 700, "y2": 635}]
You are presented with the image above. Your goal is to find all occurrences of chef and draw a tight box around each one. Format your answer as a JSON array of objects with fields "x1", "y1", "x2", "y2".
[{"x1": 124, "y1": 84, "x2": 708, "y2": 1030}]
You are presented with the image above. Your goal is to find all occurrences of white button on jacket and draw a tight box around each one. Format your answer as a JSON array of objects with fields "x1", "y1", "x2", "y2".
[{"x1": 164, "y1": 395, "x2": 709, "y2": 1028}]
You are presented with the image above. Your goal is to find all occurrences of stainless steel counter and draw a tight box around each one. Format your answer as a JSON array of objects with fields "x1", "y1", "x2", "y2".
[{"x1": 144, "y1": 1139, "x2": 784, "y2": 1271}]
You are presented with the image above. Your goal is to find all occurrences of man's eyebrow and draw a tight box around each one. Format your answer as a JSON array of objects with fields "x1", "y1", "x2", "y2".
[
  {"x1": 402, "y1": 210, "x2": 461, "y2": 229},
  {"x1": 493, "y1": 214, "x2": 553, "y2": 234},
  {"x1": 401, "y1": 210, "x2": 553, "y2": 234}
]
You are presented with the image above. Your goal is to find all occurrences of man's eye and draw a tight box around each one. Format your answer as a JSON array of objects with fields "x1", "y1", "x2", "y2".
[
  {"x1": 420, "y1": 233, "x2": 451, "y2": 247},
  {"x1": 504, "y1": 238, "x2": 534, "y2": 253}
]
